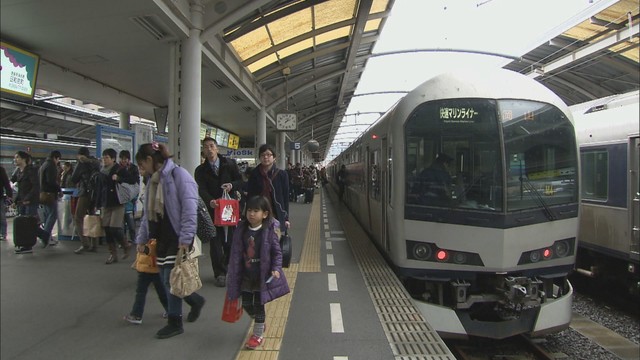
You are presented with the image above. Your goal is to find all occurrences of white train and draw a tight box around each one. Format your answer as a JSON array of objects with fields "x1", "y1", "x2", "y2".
[
  {"x1": 571, "y1": 90, "x2": 639, "y2": 295},
  {"x1": 329, "y1": 69, "x2": 579, "y2": 339}
]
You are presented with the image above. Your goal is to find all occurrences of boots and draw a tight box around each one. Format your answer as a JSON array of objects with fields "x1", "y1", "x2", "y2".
[
  {"x1": 155, "y1": 315, "x2": 184, "y2": 339},
  {"x1": 89, "y1": 238, "x2": 98, "y2": 252},
  {"x1": 105, "y1": 243, "x2": 118, "y2": 264},
  {"x1": 185, "y1": 294, "x2": 206, "y2": 323}
]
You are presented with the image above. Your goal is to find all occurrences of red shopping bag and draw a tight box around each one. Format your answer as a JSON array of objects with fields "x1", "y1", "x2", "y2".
[
  {"x1": 214, "y1": 191, "x2": 239, "y2": 226},
  {"x1": 221, "y1": 294, "x2": 243, "y2": 323}
]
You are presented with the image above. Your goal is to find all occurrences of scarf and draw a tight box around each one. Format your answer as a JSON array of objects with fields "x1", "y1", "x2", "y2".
[
  {"x1": 259, "y1": 165, "x2": 273, "y2": 200},
  {"x1": 147, "y1": 170, "x2": 164, "y2": 222},
  {"x1": 101, "y1": 163, "x2": 114, "y2": 176}
]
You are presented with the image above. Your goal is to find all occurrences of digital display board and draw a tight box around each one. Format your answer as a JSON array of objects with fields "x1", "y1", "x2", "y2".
[{"x1": 1, "y1": 42, "x2": 40, "y2": 99}]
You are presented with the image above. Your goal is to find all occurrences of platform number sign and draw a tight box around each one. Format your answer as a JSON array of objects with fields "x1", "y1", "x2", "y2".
[{"x1": 290, "y1": 142, "x2": 301, "y2": 150}]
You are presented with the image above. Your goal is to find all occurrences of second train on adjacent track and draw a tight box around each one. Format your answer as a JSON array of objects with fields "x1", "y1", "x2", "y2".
[{"x1": 328, "y1": 69, "x2": 580, "y2": 339}]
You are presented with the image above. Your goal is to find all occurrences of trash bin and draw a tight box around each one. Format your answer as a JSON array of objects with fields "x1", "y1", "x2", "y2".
[{"x1": 57, "y1": 188, "x2": 79, "y2": 241}]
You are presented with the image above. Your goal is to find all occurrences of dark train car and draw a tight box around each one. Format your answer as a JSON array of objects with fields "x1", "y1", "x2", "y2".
[{"x1": 572, "y1": 90, "x2": 639, "y2": 295}]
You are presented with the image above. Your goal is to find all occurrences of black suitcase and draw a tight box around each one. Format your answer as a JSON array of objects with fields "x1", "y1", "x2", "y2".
[
  {"x1": 13, "y1": 215, "x2": 38, "y2": 248},
  {"x1": 304, "y1": 188, "x2": 314, "y2": 203}
]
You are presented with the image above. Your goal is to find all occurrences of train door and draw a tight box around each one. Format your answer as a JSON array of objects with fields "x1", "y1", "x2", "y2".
[
  {"x1": 380, "y1": 137, "x2": 388, "y2": 253},
  {"x1": 630, "y1": 136, "x2": 639, "y2": 261}
]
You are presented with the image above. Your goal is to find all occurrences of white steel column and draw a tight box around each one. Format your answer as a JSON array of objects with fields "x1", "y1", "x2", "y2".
[
  {"x1": 277, "y1": 132, "x2": 286, "y2": 169},
  {"x1": 119, "y1": 113, "x2": 130, "y2": 130},
  {"x1": 168, "y1": 42, "x2": 181, "y2": 160},
  {"x1": 290, "y1": 148, "x2": 295, "y2": 165},
  {"x1": 256, "y1": 107, "x2": 267, "y2": 150},
  {"x1": 180, "y1": 2, "x2": 204, "y2": 174}
]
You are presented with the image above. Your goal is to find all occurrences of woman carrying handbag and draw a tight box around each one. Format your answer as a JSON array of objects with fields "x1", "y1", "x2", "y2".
[{"x1": 134, "y1": 142, "x2": 206, "y2": 339}]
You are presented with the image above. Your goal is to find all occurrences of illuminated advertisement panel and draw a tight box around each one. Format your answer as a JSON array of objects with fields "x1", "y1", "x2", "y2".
[
  {"x1": 1, "y1": 42, "x2": 40, "y2": 99},
  {"x1": 227, "y1": 134, "x2": 239, "y2": 149}
]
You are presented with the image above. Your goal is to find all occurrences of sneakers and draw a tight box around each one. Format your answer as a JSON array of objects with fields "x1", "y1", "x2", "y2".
[
  {"x1": 74, "y1": 245, "x2": 90, "y2": 254},
  {"x1": 48, "y1": 238, "x2": 59, "y2": 246},
  {"x1": 245, "y1": 334, "x2": 264, "y2": 350},
  {"x1": 15, "y1": 247, "x2": 33, "y2": 254},
  {"x1": 214, "y1": 275, "x2": 226, "y2": 287},
  {"x1": 124, "y1": 314, "x2": 142, "y2": 325},
  {"x1": 0, "y1": 235, "x2": 5, "y2": 241}
]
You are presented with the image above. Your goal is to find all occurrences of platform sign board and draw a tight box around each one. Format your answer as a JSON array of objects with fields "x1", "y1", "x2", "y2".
[
  {"x1": 96, "y1": 125, "x2": 134, "y2": 160},
  {"x1": 290, "y1": 142, "x2": 301, "y2": 150},
  {"x1": 1, "y1": 42, "x2": 40, "y2": 99}
]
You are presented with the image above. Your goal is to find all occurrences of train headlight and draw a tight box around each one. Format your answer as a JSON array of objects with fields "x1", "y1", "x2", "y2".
[
  {"x1": 453, "y1": 252, "x2": 468, "y2": 264},
  {"x1": 554, "y1": 240, "x2": 570, "y2": 257},
  {"x1": 413, "y1": 244, "x2": 432, "y2": 260},
  {"x1": 529, "y1": 251, "x2": 541, "y2": 263},
  {"x1": 543, "y1": 248, "x2": 552, "y2": 259}
]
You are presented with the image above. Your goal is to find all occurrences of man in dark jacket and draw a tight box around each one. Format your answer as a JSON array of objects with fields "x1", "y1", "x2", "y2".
[
  {"x1": 38, "y1": 150, "x2": 62, "y2": 246},
  {"x1": 70, "y1": 147, "x2": 100, "y2": 253},
  {"x1": 194, "y1": 137, "x2": 243, "y2": 287},
  {"x1": 1, "y1": 165, "x2": 13, "y2": 241},
  {"x1": 11, "y1": 151, "x2": 48, "y2": 253}
]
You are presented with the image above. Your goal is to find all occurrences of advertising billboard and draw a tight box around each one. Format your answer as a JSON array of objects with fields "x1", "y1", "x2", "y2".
[{"x1": 1, "y1": 42, "x2": 40, "y2": 99}]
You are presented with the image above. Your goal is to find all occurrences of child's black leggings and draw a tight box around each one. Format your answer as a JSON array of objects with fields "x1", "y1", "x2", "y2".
[{"x1": 241, "y1": 291, "x2": 265, "y2": 323}]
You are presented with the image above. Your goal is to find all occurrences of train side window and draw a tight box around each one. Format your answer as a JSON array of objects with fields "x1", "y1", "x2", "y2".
[{"x1": 580, "y1": 150, "x2": 608, "y2": 201}]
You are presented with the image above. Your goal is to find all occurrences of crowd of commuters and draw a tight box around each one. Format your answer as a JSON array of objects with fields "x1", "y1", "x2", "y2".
[{"x1": 3, "y1": 139, "x2": 303, "y2": 349}]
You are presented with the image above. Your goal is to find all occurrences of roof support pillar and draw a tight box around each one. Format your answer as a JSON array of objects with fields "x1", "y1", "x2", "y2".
[
  {"x1": 277, "y1": 132, "x2": 286, "y2": 170},
  {"x1": 256, "y1": 107, "x2": 267, "y2": 159},
  {"x1": 179, "y1": 1, "x2": 204, "y2": 175},
  {"x1": 119, "y1": 113, "x2": 130, "y2": 130}
]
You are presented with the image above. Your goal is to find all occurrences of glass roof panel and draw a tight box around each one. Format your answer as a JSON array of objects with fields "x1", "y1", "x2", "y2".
[
  {"x1": 278, "y1": 38, "x2": 314, "y2": 59},
  {"x1": 230, "y1": 26, "x2": 272, "y2": 61},
  {"x1": 316, "y1": 26, "x2": 352, "y2": 45},
  {"x1": 247, "y1": 53, "x2": 279, "y2": 73},
  {"x1": 315, "y1": 0, "x2": 357, "y2": 28},
  {"x1": 370, "y1": 0, "x2": 390, "y2": 14},
  {"x1": 364, "y1": 18, "x2": 382, "y2": 33},
  {"x1": 268, "y1": 8, "x2": 312, "y2": 45}
]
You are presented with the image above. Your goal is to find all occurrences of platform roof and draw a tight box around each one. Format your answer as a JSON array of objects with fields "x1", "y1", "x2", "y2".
[{"x1": 0, "y1": 0, "x2": 638, "y2": 162}]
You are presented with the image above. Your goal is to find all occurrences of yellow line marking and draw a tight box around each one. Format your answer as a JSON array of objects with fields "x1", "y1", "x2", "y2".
[{"x1": 298, "y1": 193, "x2": 321, "y2": 273}]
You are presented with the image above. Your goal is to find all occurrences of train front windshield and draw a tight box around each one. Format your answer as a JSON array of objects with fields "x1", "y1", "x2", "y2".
[{"x1": 405, "y1": 99, "x2": 578, "y2": 213}]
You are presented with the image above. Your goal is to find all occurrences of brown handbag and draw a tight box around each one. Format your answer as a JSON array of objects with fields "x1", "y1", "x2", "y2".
[{"x1": 39, "y1": 192, "x2": 57, "y2": 205}]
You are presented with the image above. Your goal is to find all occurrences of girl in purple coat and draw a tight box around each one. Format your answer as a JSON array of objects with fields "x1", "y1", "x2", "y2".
[{"x1": 226, "y1": 195, "x2": 290, "y2": 350}]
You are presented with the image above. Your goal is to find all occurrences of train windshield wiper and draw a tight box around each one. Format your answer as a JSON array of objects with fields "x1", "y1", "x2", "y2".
[{"x1": 520, "y1": 177, "x2": 556, "y2": 221}]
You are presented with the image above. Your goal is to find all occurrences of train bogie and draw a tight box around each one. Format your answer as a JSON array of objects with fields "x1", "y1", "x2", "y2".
[{"x1": 329, "y1": 68, "x2": 580, "y2": 339}]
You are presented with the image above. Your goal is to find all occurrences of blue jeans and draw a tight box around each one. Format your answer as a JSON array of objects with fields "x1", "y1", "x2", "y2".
[
  {"x1": 40, "y1": 202, "x2": 57, "y2": 237},
  {"x1": 159, "y1": 264, "x2": 204, "y2": 318},
  {"x1": 123, "y1": 212, "x2": 136, "y2": 241},
  {"x1": 131, "y1": 272, "x2": 168, "y2": 318}
]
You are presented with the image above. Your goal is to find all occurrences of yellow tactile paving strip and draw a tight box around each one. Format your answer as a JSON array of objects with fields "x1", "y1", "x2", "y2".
[
  {"x1": 298, "y1": 192, "x2": 321, "y2": 273},
  {"x1": 235, "y1": 192, "x2": 320, "y2": 359}
]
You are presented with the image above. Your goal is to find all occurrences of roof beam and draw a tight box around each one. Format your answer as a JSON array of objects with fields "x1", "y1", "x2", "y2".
[
  {"x1": 527, "y1": 22, "x2": 639, "y2": 79},
  {"x1": 267, "y1": 68, "x2": 347, "y2": 110},
  {"x1": 200, "y1": 0, "x2": 274, "y2": 44}
]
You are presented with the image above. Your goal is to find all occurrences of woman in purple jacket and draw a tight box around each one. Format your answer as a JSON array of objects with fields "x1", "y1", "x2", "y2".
[
  {"x1": 226, "y1": 195, "x2": 290, "y2": 350},
  {"x1": 134, "y1": 142, "x2": 205, "y2": 339}
]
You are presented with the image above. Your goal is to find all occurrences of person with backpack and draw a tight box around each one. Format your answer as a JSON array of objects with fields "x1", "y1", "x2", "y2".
[{"x1": 71, "y1": 147, "x2": 101, "y2": 253}]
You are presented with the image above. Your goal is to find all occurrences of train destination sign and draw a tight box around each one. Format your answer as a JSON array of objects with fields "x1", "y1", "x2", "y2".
[{"x1": 439, "y1": 107, "x2": 478, "y2": 123}]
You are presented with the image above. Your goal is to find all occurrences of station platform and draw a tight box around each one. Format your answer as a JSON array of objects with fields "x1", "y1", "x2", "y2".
[{"x1": 0, "y1": 187, "x2": 454, "y2": 360}]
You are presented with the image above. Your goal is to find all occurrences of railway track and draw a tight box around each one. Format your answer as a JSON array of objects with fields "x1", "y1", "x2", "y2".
[{"x1": 445, "y1": 335, "x2": 559, "y2": 360}]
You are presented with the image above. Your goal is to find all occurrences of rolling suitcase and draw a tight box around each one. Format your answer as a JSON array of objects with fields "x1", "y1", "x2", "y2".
[
  {"x1": 13, "y1": 215, "x2": 38, "y2": 248},
  {"x1": 304, "y1": 188, "x2": 314, "y2": 203}
]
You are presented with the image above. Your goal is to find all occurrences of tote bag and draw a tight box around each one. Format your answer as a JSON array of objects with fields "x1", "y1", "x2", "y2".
[
  {"x1": 169, "y1": 247, "x2": 202, "y2": 298},
  {"x1": 116, "y1": 182, "x2": 139, "y2": 204},
  {"x1": 83, "y1": 214, "x2": 105, "y2": 237},
  {"x1": 214, "y1": 190, "x2": 239, "y2": 227}
]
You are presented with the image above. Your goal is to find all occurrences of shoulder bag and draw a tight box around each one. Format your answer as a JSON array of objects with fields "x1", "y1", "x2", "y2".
[
  {"x1": 116, "y1": 182, "x2": 139, "y2": 204},
  {"x1": 169, "y1": 247, "x2": 202, "y2": 298}
]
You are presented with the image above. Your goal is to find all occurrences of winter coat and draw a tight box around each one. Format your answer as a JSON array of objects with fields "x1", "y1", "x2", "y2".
[
  {"x1": 97, "y1": 164, "x2": 136, "y2": 208},
  {"x1": 11, "y1": 165, "x2": 39, "y2": 204},
  {"x1": 246, "y1": 165, "x2": 290, "y2": 232},
  {"x1": 135, "y1": 159, "x2": 198, "y2": 247},
  {"x1": 194, "y1": 155, "x2": 243, "y2": 220},
  {"x1": 70, "y1": 155, "x2": 100, "y2": 197},
  {"x1": 39, "y1": 158, "x2": 61, "y2": 194},
  {"x1": 226, "y1": 218, "x2": 290, "y2": 305}
]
